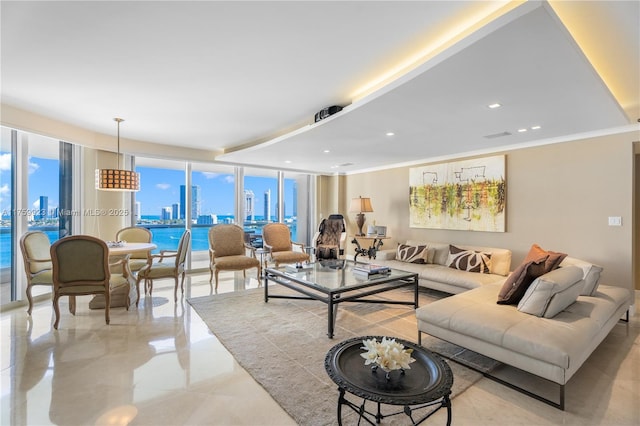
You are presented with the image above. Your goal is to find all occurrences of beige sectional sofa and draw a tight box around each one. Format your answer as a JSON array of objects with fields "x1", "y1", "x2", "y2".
[
  {"x1": 370, "y1": 240, "x2": 512, "y2": 294},
  {"x1": 415, "y1": 257, "x2": 632, "y2": 409}
]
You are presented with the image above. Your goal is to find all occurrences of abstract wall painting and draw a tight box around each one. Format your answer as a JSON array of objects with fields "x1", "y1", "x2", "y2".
[{"x1": 409, "y1": 155, "x2": 506, "y2": 232}]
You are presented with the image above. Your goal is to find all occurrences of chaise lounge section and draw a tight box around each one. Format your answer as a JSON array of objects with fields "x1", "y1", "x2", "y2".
[{"x1": 415, "y1": 257, "x2": 632, "y2": 409}]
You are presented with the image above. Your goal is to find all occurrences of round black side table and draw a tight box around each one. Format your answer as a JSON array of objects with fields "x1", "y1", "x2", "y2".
[{"x1": 325, "y1": 336, "x2": 453, "y2": 426}]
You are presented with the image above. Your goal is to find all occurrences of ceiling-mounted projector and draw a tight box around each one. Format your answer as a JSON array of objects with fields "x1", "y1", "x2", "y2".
[{"x1": 314, "y1": 105, "x2": 343, "y2": 123}]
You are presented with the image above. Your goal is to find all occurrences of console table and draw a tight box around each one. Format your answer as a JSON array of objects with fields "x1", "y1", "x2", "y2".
[
  {"x1": 351, "y1": 236, "x2": 390, "y2": 262},
  {"x1": 325, "y1": 336, "x2": 453, "y2": 425}
]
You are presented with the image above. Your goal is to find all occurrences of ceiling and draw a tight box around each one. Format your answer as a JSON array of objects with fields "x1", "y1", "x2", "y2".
[{"x1": 1, "y1": 1, "x2": 639, "y2": 175}]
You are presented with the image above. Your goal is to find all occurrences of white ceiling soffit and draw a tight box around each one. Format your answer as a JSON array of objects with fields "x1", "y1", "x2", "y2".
[
  {"x1": 218, "y1": 2, "x2": 630, "y2": 175},
  {"x1": 1, "y1": 1, "x2": 501, "y2": 154}
]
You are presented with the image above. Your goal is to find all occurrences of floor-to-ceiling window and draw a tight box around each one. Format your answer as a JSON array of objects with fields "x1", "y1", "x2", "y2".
[
  {"x1": 133, "y1": 159, "x2": 315, "y2": 273},
  {"x1": 190, "y1": 162, "x2": 236, "y2": 269},
  {"x1": 284, "y1": 171, "x2": 315, "y2": 247},
  {"x1": 1, "y1": 128, "x2": 68, "y2": 309},
  {"x1": 20, "y1": 134, "x2": 61, "y2": 306},
  {"x1": 0, "y1": 127, "x2": 14, "y2": 304},
  {"x1": 243, "y1": 168, "x2": 278, "y2": 245},
  {"x1": 134, "y1": 158, "x2": 186, "y2": 253}
]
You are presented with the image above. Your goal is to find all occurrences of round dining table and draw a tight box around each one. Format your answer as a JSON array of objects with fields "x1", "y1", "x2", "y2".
[
  {"x1": 89, "y1": 242, "x2": 157, "y2": 310},
  {"x1": 107, "y1": 242, "x2": 157, "y2": 255}
]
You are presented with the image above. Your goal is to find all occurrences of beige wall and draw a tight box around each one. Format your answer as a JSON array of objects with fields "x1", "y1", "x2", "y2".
[
  {"x1": 317, "y1": 175, "x2": 347, "y2": 222},
  {"x1": 635, "y1": 144, "x2": 640, "y2": 290},
  {"x1": 338, "y1": 131, "x2": 637, "y2": 290}
]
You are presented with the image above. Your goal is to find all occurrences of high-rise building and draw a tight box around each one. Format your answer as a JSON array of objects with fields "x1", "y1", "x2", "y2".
[
  {"x1": 245, "y1": 190, "x2": 255, "y2": 221},
  {"x1": 292, "y1": 182, "x2": 297, "y2": 217},
  {"x1": 197, "y1": 214, "x2": 217, "y2": 225},
  {"x1": 180, "y1": 186, "x2": 186, "y2": 219},
  {"x1": 264, "y1": 189, "x2": 271, "y2": 222},
  {"x1": 39, "y1": 196, "x2": 48, "y2": 220},
  {"x1": 192, "y1": 185, "x2": 201, "y2": 220},
  {"x1": 172, "y1": 203, "x2": 179, "y2": 220},
  {"x1": 161, "y1": 207, "x2": 172, "y2": 221},
  {"x1": 180, "y1": 185, "x2": 201, "y2": 221}
]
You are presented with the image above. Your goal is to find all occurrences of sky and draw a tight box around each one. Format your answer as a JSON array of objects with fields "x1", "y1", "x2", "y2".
[
  {"x1": 0, "y1": 153, "x2": 59, "y2": 214},
  {"x1": 0, "y1": 154, "x2": 297, "y2": 219},
  {"x1": 136, "y1": 166, "x2": 297, "y2": 218}
]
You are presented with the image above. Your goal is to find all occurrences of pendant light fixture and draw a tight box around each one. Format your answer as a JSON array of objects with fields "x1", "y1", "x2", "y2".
[{"x1": 95, "y1": 118, "x2": 140, "y2": 191}]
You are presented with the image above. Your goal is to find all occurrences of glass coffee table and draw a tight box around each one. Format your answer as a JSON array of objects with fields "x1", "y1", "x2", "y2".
[{"x1": 263, "y1": 259, "x2": 419, "y2": 338}]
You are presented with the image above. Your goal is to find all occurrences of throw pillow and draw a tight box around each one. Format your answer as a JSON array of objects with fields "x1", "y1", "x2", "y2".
[
  {"x1": 517, "y1": 266, "x2": 584, "y2": 317},
  {"x1": 497, "y1": 255, "x2": 548, "y2": 304},
  {"x1": 525, "y1": 244, "x2": 567, "y2": 273},
  {"x1": 396, "y1": 244, "x2": 428, "y2": 264},
  {"x1": 447, "y1": 245, "x2": 492, "y2": 273},
  {"x1": 559, "y1": 256, "x2": 604, "y2": 296}
]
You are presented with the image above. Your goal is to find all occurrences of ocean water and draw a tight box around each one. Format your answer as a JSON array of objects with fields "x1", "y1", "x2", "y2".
[{"x1": 0, "y1": 223, "x2": 297, "y2": 268}]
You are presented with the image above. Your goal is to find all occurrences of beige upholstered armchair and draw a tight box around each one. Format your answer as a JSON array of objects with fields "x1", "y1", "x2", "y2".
[
  {"x1": 208, "y1": 224, "x2": 261, "y2": 291},
  {"x1": 50, "y1": 235, "x2": 126, "y2": 329},
  {"x1": 261, "y1": 223, "x2": 309, "y2": 268},
  {"x1": 19, "y1": 231, "x2": 54, "y2": 315},
  {"x1": 115, "y1": 226, "x2": 153, "y2": 273},
  {"x1": 136, "y1": 229, "x2": 191, "y2": 304}
]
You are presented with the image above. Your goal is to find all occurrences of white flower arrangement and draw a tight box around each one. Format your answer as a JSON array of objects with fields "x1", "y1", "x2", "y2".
[{"x1": 360, "y1": 337, "x2": 416, "y2": 373}]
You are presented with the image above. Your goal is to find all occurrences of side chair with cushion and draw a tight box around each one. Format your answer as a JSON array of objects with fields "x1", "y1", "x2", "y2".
[
  {"x1": 20, "y1": 231, "x2": 54, "y2": 315},
  {"x1": 208, "y1": 224, "x2": 261, "y2": 291},
  {"x1": 50, "y1": 235, "x2": 121, "y2": 329},
  {"x1": 313, "y1": 214, "x2": 347, "y2": 260},
  {"x1": 136, "y1": 229, "x2": 191, "y2": 304},
  {"x1": 115, "y1": 226, "x2": 153, "y2": 273},
  {"x1": 262, "y1": 223, "x2": 309, "y2": 268}
]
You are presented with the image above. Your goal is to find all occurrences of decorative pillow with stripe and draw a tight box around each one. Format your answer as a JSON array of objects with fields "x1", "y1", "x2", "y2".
[
  {"x1": 447, "y1": 244, "x2": 492, "y2": 273},
  {"x1": 396, "y1": 244, "x2": 429, "y2": 264}
]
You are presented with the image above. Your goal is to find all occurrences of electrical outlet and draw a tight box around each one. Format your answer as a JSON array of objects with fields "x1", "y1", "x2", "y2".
[{"x1": 608, "y1": 216, "x2": 622, "y2": 226}]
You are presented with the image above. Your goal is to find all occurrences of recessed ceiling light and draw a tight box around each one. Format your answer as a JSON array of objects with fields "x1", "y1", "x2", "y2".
[
  {"x1": 386, "y1": 132, "x2": 395, "y2": 136},
  {"x1": 531, "y1": 125, "x2": 541, "y2": 130},
  {"x1": 323, "y1": 149, "x2": 330, "y2": 153},
  {"x1": 517, "y1": 128, "x2": 527, "y2": 133},
  {"x1": 488, "y1": 103, "x2": 502, "y2": 109},
  {"x1": 284, "y1": 160, "x2": 292, "y2": 164}
]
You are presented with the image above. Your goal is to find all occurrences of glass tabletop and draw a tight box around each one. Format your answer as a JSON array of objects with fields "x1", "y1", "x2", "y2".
[{"x1": 265, "y1": 259, "x2": 416, "y2": 291}]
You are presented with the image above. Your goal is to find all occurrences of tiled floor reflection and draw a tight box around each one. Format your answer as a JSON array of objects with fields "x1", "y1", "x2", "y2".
[
  {"x1": 1, "y1": 271, "x2": 639, "y2": 425},
  {"x1": 1, "y1": 271, "x2": 295, "y2": 426}
]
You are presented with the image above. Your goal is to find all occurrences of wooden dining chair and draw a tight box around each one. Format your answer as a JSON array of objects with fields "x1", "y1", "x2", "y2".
[
  {"x1": 115, "y1": 226, "x2": 153, "y2": 273},
  {"x1": 136, "y1": 229, "x2": 191, "y2": 304},
  {"x1": 19, "y1": 231, "x2": 54, "y2": 315},
  {"x1": 50, "y1": 235, "x2": 114, "y2": 329}
]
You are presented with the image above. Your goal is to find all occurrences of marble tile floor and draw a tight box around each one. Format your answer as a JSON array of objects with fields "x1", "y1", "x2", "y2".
[{"x1": 1, "y1": 271, "x2": 638, "y2": 425}]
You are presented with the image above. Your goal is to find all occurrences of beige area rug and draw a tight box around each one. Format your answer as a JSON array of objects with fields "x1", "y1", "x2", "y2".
[{"x1": 188, "y1": 286, "x2": 495, "y2": 425}]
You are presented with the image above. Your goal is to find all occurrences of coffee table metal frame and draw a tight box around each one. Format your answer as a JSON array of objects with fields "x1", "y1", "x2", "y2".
[
  {"x1": 263, "y1": 260, "x2": 419, "y2": 338},
  {"x1": 325, "y1": 336, "x2": 453, "y2": 426}
]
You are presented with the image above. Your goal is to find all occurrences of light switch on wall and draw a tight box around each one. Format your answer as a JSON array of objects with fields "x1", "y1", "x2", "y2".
[{"x1": 608, "y1": 216, "x2": 622, "y2": 226}]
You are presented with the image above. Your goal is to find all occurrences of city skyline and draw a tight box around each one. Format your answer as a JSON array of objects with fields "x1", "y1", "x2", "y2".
[
  {"x1": 135, "y1": 166, "x2": 298, "y2": 220},
  {"x1": 0, "y1": 158, "x2": 299, "y2": 221}
]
